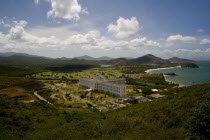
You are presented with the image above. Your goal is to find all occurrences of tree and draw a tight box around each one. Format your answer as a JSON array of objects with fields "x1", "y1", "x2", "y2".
[
  {"x1": 189, "y1": 102, "x2": 210, "y2": 140},
  {"x1": 80, "y1": 94, "x2": 86, "y2": 99},
  {"x1": 87, "y1": 103, "x2": 92, "y2": 108}
]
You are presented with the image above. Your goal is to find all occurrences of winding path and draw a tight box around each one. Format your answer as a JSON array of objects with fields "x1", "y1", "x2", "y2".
[{"x1": 34, "y1": 91, "x2": 52, "y2": 105}]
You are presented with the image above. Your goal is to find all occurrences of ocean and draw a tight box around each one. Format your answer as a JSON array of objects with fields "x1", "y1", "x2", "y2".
[{"x1": 149, "y1": 61, "x2": 210, "y2": 86}]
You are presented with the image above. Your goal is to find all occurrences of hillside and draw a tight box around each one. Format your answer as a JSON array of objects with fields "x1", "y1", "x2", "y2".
[
  {"x1": 0, "y1": 52, "x2": 51, "y2": 59},
  {"x1": 0, "y1": 55, "x2": 54, "y2": 67},
  {"x1": 168, "y1": 57, "x2": 195, "y2": 63},
  {"x1": 132, "y1": 54, "x2": 170, "y2": 64},
  {"x1": 106, "y1": 58, "x2": 139, "y2": 66},
  {"x1": 0, "y1": 82, "x2": 209, "y2": 139},
  {"x1": 0, "y1": 65, "x2": 43, "y2": 77},
  {"x1": 180, "y1": 63, "x2": 199, "y2": 68}
]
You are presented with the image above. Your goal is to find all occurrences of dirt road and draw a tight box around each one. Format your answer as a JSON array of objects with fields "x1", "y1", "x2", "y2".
[{"x1": 34, "y1": 91, "x2": 52, "y2": 105}]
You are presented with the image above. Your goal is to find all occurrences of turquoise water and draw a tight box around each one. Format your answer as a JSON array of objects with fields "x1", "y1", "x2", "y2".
[{"x1": 149, "y1": 61, "x2": 210, "y2": 86}]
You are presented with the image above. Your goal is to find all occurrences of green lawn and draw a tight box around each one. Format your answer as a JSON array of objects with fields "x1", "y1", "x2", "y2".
[{"x1": 27, "y1": 68, "x2": 123, "y2": 80}]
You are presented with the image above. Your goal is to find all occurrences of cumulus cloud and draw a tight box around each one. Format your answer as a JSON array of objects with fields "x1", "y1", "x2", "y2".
[
  {"x1": 3, "y1": 19, "x2": 210, "y2": 59},
  {"x1": 130, "y1": 38, "x2": 160, "y2": 48},
  {"x1": 0, "y1": 19, "x2": 160, "y2": 53},
  {"x1": 47, "y1": 0, "x2": 87, "y2": 21},
  {"x1": 0, "y1": 19, "x2": 28, "y2": 28},
  {"x1": 166, "y1": 34, "x2": 197, "y2": 43},
  {"x1": 13, "y1": 20, "x2": 28, "y2": 27},
  {"x1": 82, "y1": 37, "x2": 160, "y2": 51},
  {"x1": 197, "y1": 29, "x2": 204, "y2": 33},
  {"x1": 200, "y1": 38, "x2": 210, "y2": 44},
  {"x1": 108, "y1": 17, "x2": 140, "y2": 39}
]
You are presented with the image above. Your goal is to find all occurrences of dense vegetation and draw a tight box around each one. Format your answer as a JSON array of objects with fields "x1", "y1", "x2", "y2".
[
  {"x1": 0, "y1": 65, "x2": 44, "y2": 77},
  {"x1": 28, "y1": 69, "x2": 123, "y2": 82},
  {"x1": 0, "y1": 76, "x2": 43, "y2": 90},
  {"x1": 47, "y1": 64, "x2": 97, "y2": 72},
  {"x1": 168, "y1": 57, "x2": 195, "y2": 63},
  {"x1": 180, "y1": 63, "x2": 199, "y2": 68},
  {"x1": 120, "y1": 66, "x2": 153, "y2": 74},
  {"x1": 1, "y1": 82, "x2": 210, "y2": 139}
]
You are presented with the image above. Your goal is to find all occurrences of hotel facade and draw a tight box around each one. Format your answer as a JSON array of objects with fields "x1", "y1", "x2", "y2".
[{"x1": 79, "y1": 77, "x2": 127, "y2": 98}]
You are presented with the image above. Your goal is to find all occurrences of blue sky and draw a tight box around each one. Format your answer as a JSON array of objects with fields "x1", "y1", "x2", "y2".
[{"x1": 0, "y1": 0, "x2": 210, "y2": 60}]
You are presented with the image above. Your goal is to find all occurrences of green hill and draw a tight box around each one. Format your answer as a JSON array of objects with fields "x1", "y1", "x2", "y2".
[
  {"x1": 132, "y1": 54, "x2": 170, "y2": 64},
  {"x1": 0, "y1": 65, "x2": 43, "y2": 77},
  {"x1": 0, "y1": 82, "x2": 210, "y2": 139},
  {"x1": 168, "y1": 57, "x2": 195, "y2": 63},
  {"x1": 180, "y1": 63, "x2": 199, "y2": 68},
  {"x1": 106, "y1": 58, "x2": 138, "y2": 66}
]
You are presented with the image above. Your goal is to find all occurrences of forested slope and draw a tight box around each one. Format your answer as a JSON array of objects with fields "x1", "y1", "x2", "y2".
[{"x1": 0, "y1": 83, "x2": 210, "y2": 139}]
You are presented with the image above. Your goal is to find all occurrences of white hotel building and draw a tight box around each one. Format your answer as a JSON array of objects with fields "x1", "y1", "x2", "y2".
[{"x1": 79, "y1": 76, "x2": 127, "y2": 98}]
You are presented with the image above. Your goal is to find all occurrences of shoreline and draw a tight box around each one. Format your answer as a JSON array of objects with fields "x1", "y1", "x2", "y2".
[
  {"x1": 145, "y1": 65, "x2": 185, "y2": 87},
  {"x1": 163, "y1": 74, "x2": 185, "y2": 87},
  {"x1": 145, "y1": 65, "x2": 181, "y2": 73}
]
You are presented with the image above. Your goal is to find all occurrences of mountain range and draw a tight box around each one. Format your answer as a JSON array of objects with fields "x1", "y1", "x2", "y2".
[
  {"x1": 74, "y1": 55, "x2": 113, "y2": 61},
  {"x1": 0, "y1": 52, "x2": 196, "y2": 67}
]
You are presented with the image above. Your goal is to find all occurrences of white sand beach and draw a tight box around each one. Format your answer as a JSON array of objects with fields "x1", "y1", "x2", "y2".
[
  {"x1": 145, "y1": 65, "x2": 186, "y2": 87},
  {"x1": 145, "y1": 65, "x2": 181, "y2": 73}
]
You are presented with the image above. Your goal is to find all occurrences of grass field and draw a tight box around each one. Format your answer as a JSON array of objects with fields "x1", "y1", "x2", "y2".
[{"x1": 27, "y1": 68, "x2": 123, "y2": 80}]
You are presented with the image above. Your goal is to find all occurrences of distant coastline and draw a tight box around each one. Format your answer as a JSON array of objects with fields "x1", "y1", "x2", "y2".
[
  {"x1": 145, "y1": 65, "x2": 184, "y2": 87},
  {"x1": 145, "y1": 62, "x2": 210, "y2": 86},
  {"x1": 145, "y1": 65, "x2": 181, "y2": 73}
]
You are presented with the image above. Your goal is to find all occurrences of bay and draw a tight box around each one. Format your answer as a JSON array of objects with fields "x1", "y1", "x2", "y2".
[{"x1": 149, "y1": 61, "x2": 210, "y2": 86}]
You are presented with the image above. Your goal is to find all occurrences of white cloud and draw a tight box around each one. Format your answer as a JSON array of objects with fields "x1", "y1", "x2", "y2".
[
  {"x1": 34, "y1": 0, "x2": 40, "y2": 4},
  {"x1": 3, "y1": 20, "x2": 210, "y2": 59},
  {"x1": 0, "y1": 19, "x2": 159, "y2": 54},
  {"x1": 200, "y1": 38, "x2": 210, "y2": 44},
  {"x1": 7, "y1": 25, "x2": 25, "y2": 40},
  {"x1": 13, "y1": 20, "x2": 28, "y2": 27},
  {"x1": 130, "y1": 37, "x2": 160, "y2": 48},
  {"x1": 0, "y1": 19, "x2": 11, "y2": 28},
  {"x1": 82, "y1": 8, "x2": 89, "y2": 15},
  {"x1": 159, "y1": 49, "x2": 210, "y2": 60},
  {"x1": 81, "y1": 36, "x2": 160, "y2": 51},
  {"x1": 27, "y1": 25, "x2": 80, "y2": 39},
  {"x1": 47, "y1": 0, "x2": 87, "y2": 21},
  {"x1": 166, "y1": 34, "x2": 197, "y2": 43},
  {"x1": 0, "y1": 19, "x2": 27, "y2": 28},
  {"x1": 197, "y1": 29, "x2": 204, "y2": 33},
  {"x1": 108, "y1": 17, "x2": 140, "y2": 39}
]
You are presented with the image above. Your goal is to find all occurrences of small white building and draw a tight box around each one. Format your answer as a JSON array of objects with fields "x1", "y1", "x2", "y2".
[{"x1": 151, "y1": 89, "x2": 158, "y2": 92}]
